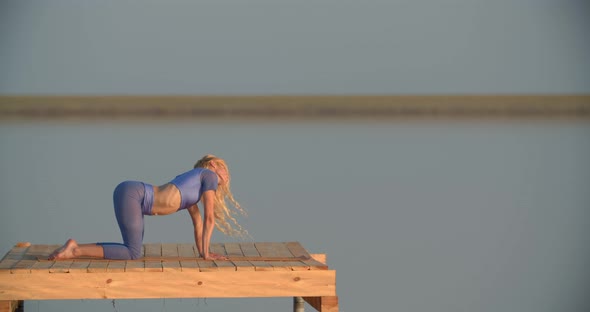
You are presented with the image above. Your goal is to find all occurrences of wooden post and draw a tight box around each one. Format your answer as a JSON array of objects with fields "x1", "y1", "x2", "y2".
[
  {"x1": 303, "y1": 296, "x2": 339, "y2": 312},
  {"x1": 0, "y1": 300, "x2": 23, "y2": 312},
  {"x1": 294, "y1": 296, "x2": 305, "y2": 312}
]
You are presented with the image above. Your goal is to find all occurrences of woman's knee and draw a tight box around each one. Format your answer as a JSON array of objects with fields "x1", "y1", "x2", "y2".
[{"x1": 129, "y1": 246, "x2": 143, "y2": 260}]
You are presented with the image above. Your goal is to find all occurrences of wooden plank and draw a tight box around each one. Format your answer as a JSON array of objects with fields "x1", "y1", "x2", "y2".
[
  {"x1": 177, "y1": 244, "x2": 199, "y2": 272},
  {"x1": 0, "y1": 260, "x2": 18, "y2": 274},
  {"x1": 161, "y1": 244, "x2": 181, "y2": 272},
  {"x1": 0, "y1": 243, "x2": 46, "y2": 274},
  {"x1": 30, "y1": 260, "x2": 55, "y2": 273},
  {"x1": 209, "y1": 243, "x2": 226, "y2": 256},
  {"x1": 23, "y1": 244, "x2": 49, "y2": 260},
  {"x1": 196, "y1": 259, "x2": 218, "y2": 272},
  {"x1": 106, "y1": 261, "x2": 126, "y2": 273},
  {"x1": 224, "y1": 242, "x2": 255, "y2": 271},
  {"x1": 144, "y1": 243, "x2": 161, "y2": 257},
  {"x1": 10, "y1": 259, "x2": 36, "y2": 274},
  {"x1": 0, "y1": 270, "x2": 337, "y2": 299},
  {"x1": 45, "y1": 245, "x2": 62, "y2": 259},
  {"x1": 69, "y1": 260, "x2": 91, "y2": 273},
  {"x1": 126, "y1": 244, "x2": 145, "y2": 272},
  {"x1": 281, "y1": 261, "x2": 309, "y2": 270},
  {"x1": 272, "y1": 242, "x2": 298, "y2": 257},
  {"x1": 255, "y1": 243, "x2": 291, "y2": 271},
  {"x1": 0, "y1": 246, "x2": 30, "y2": 273},
  {"x1": 240, "y1": 242, "x2": 273, "y2": 271},
  {"x1": 2, "y1": 247, "x2": 28, "y2": 260},
  {"x1": 0, "y1": 301, "x2": 11, "y2": 312},
  {"x1": 143, "y1": 243, "x2": 162, "y2": 272},
  {"x1": 265, "y1": 242, "x2": 309, "y2": 271},
  {"x1": 310, "y1": 254, "x2": 327, "y2": 264},
  {"x1": 303, "y1": 296, "x2": 339, "y2": 312},
  {"x1": 189, "y1": 242, "x2": 218, "y2": 272},
  {"x1": 238, "y1": 242, "x2": 260, "y2": 257},
  {"x1": 87, "y1": 260, "x2": 108, "y2": 273},
  {"x1": 224, "y1": 242, "x2": 245, "y2": 257},
  {"x1": 178, "y1": 244, "x2": 197, "y2": 257},
  {"x1": 124, "y1": 260, "x2": 144, "y2": 272},
  {"x1": 257, "y1": 242, "x2": 308, "y2": 270},
  {"x1": 27, "y1": 245, "x2": 55, "y2": 273},
  {"x1": 49, "y1": 260, "x2": 73, "y2": 273},
  {"x1": 0, "y1": 300, "x2": 22, "y2": 312},
  {"x1": 161, "y1": 244, "x2": 178, "y2": 256},
  {"x1": 286, "y1": 242, "x2": 328, "y2": 270},
  {"x1": 209, "y1": 243, "x2": 236, "y2": 271},
  {"x1": 284, "y1": 242, "x2": 311, "y2": 258}
]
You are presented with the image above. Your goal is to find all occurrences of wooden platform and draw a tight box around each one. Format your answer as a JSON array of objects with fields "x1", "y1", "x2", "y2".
[{"x1": 0, "y1": 242, "x2": 338, "y2": 312}]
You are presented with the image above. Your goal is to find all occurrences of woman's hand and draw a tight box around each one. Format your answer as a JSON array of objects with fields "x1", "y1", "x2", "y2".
[{"x1": 204, "y1": 252, "x2": 228, "y2": 260}]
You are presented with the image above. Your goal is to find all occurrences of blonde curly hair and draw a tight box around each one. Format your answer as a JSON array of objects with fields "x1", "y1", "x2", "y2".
[{"x1": 194, "y1": 154, "x2": 248, "y2": 237}]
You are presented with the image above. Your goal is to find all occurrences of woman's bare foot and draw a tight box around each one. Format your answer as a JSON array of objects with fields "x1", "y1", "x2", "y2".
[{"x1": 48, "y1": 238, "x2": 79, "y2": 260}]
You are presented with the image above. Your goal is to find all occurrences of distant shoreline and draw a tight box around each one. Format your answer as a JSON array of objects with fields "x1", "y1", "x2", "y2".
[{"x1": 1, "y1": 95, "x2": 589, "y2": 120}]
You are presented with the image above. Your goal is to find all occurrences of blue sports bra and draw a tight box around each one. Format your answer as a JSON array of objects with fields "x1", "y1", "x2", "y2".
[{"x1": 169, "y1": 168, "x2": 218, "y2": 210}]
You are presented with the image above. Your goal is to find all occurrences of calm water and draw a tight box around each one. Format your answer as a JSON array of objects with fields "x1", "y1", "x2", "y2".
[{"x1": 1, "y1": 119, "x2": 589, "y2": 312}]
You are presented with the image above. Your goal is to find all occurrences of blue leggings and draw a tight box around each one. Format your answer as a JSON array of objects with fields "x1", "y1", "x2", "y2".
[{"x1": 97, "y1": 181, "x2": 154, "y2": 259}]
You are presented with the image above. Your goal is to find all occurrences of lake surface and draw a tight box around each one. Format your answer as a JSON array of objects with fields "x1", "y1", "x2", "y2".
[{"x1": 1, "y1": 119, "x2": 589, "y2": 312}]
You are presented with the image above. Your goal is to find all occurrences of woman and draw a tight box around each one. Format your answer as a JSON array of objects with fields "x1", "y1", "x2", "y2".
[{"x1": 49, "y1": 154, "x2": 245, "y2": 261}]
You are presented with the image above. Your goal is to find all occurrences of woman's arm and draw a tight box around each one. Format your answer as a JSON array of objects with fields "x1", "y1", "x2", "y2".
[
  {"x1": 186, "y1": 204, "x2": 203, "y2": 257},
  {"x1": 201, "y1": 190, "x2": 227, "y2": 260}
]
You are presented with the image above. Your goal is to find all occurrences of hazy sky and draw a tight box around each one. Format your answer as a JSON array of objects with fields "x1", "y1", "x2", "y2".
[{"x1": 1, "y1": 0, "x2": 589, "y2": 94}]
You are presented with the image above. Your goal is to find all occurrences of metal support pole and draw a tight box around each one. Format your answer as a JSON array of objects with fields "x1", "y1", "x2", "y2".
[{"x1": 293, "y1": 296, "x2": 305, "y2": 312}]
